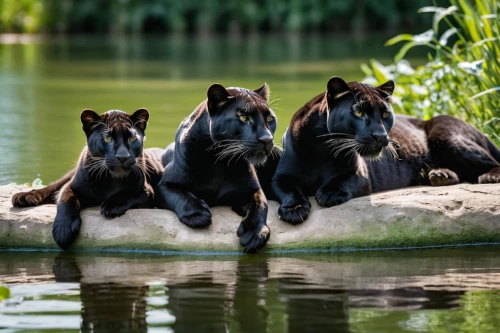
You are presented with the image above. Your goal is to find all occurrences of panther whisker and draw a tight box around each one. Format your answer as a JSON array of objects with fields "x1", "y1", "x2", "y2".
[
  {"x1": 271, "y1": 146, "x2": 283, "y2": 159},
  {"x1": 347, "y1": 144, "x2": 364, "y2": 164},
  {"x1": 386, "y1": 142, "x2": 400, "y2": 160},
  {"x1": 330, "y1": 141, "x2": 360, "y2": 157},
  {"x1": 207, "y1": 139, "x2": 246, "y2": 151}
]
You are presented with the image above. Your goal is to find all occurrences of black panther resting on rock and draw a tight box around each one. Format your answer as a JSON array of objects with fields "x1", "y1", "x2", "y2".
[
  {"x1": 156, "y1": 83, "x2": 281, "y2": 253},
  {"x1": 12, "y1": 109, "x2": 164, "y2": 249},
  {"x1": 272, "y1": 76, "x2": 500, "y2": 224}
]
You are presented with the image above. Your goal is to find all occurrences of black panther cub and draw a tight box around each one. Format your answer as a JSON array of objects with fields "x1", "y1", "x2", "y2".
[
  {"x1": 12, "y1": 109, "x2": 164, "y2": 249},
  {"x1": 272, "y1": 76, "x2": 500, "y2": 224},
  {"x1": 156, "y1": 83, "x2": 280, "y2": 253}
]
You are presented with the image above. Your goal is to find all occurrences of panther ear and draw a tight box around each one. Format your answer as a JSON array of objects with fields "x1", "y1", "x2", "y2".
[
  {"x1": 130, "y1": 108, "x2": 149, "y2": 132},
  {"x1": 81, "y1": 109, "x2": 102, "y2": 133},
  {"x1": 327, "y1": 76, "x2": 351, "y2": 101},
  {"x1": 207, "y1": 84, "x2": 234, "y2": 113},
  {"x1": 377, "y1": 80, "x2": 395, "y2": 99},
  {"x1": 254, "y1": 83, "x2": 270, "y2": 102}
]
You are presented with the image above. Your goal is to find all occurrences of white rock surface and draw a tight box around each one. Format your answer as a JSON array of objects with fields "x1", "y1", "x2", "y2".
[{"x1": 0, "y1": 183, "x2": 499, "y2": 252}]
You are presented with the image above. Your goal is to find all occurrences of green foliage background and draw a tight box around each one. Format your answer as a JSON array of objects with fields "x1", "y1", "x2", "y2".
[
  {"x1": 0, "y1": 0, "x2": 435, "y2": 34},
  {"x1": 363, "y1": 0, "x2": 499, "y2": 141}
]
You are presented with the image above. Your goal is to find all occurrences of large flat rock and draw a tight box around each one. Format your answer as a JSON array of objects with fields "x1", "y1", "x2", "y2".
[{"x1": 0, "y1": 183, "x2": 499, "y2": 252}]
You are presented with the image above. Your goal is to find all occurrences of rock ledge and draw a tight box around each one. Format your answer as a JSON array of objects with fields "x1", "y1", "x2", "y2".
[{"x1": 0, "y1": 183, "x2": 499, "y2": 252}]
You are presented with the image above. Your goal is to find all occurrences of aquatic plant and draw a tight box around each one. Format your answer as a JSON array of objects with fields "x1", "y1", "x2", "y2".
[{"x1": 362, "y1": 0, "x2": 500, "y2": 142}]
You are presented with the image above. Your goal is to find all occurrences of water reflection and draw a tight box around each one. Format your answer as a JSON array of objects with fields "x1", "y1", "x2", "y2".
[
  {"x1": 53, "y1": 254, "x2": 149, "y2": 333},
  {"x1": 1, "y1": 248, "x2": 500, "y2": 332}
]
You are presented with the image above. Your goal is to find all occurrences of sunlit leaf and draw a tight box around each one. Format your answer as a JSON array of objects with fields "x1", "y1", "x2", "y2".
[
  {"x1": 369, "y1": 59, "x2": 390, "y2": 83},
  {"x1": 439, "y1": 28, "x2": 458, "y2": 46},
  {"x1": 385, "y1": 34, "x2": 414, "y2": 46},
  {"x1": 432, "y1": 6, "x2": 458, "y2": 32},
  {"x1": 469, "y1": 87, "x2": 500, "y2": 100},
  {"x1": 360, "y1": 63, "x2": 373, "y2": 76},
  {"x1": 418, "y1": 6, "x2": 444, "y2": 13},
  {"x1": 394, "y1": 41, "x2": 418, "y2": 62},
  {"x1": 0, "y1": 286, "x2": 10, "y2": 301},
  {"x1": 396, "y1": 60, "x2": 415, "y2": 75},
  {"x1": 413, "y1": 30, "x2": 434, "y2": 44},
  {"x1": 458, "y1": 60, "x2": 484, "y2": 76}
]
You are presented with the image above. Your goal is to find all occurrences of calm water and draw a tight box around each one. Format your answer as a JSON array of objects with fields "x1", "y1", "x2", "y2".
[
  {"x1": 0, "y1": 34, "x2": 415, "y2": 185},
  {"x1": 1, "y1": 247, "x2": 500, "y2": 332}
]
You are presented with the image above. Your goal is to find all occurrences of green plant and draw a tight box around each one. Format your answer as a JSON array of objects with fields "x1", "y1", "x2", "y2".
[{"x1": 362, "y1": 0, "x2": 499, "y2": 142}]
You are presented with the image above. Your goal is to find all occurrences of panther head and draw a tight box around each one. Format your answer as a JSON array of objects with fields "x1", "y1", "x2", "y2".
[
  {"x1": 206, "y1": 83, "x2": 278, "y2": 166},
  {"x1": 325, "y1": 76, "x2": 398, "y2": 161},
  {"x1": 81, "y1": 108, "x2": 149, "y2": 178}
]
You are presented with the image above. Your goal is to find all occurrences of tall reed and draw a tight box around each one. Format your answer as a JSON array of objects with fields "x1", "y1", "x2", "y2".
[{"x1": 363, "y1": 0, "x2": 499, "y2": 142}]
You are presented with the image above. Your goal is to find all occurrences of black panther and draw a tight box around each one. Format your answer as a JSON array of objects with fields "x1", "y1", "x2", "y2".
[
  {"x1": 156, "y1": 83, "x2": 281, "y2": 253},
  {"x1": 12, "y1": 109, "x2": 165, "y2": 249},
  {"x1": 272, "y1": 76, "x2": 500, "y2": 224}
]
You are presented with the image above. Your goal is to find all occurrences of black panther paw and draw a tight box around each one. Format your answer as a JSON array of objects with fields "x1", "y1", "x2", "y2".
[
  {"x1": 315, "y1": 188, "x2": 352, "y2": 207},
  {"x1": 52, "y1": 214, "x2": 82, "y2": 250},
  {"x1": 479, "y1": 167, "x2": 500, "y2": 184},
  {"x1": 429, "y1": 168, "x2": 459, "y2": 186},
  {"x1": 12, "y1": 190, "x2": 46, "y2": 207},
  {"x1": 100, "y1": 198, "x2": 129, "y2": 218},
  {"x1": 237, "y1": 221, "x2": 270, "y2": 254},
  {"x1": 278, "y1": 197, "x2": 311, "y2": 225},
  {"x1": 178, "y1": 198, "x2": 212, "y2": 228}
]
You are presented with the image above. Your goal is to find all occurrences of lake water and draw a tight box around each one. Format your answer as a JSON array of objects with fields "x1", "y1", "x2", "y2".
[
  {"x1": 0, "y1": 34, "x2": 410, "y2": 185},
  {"x1": 3, "y1": 35, "x2": 491, "y2": 333},
  {"x1": 1, "y1": 247, "x2": 500, "y2": 332}
]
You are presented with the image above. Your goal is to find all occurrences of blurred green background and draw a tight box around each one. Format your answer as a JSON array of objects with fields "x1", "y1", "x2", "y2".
[
  {"x1": 3, "y1": 0, "x2": 498, "y2": 186},
  {"x1": 0, "y1": 0, "x2": 434, "y2": 35},
  {"x1": 0, "y1": 0, "x2": 436, "y2": 184}
]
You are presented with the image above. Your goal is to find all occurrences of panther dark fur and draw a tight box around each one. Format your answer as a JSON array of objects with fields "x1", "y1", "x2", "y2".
[
  {"x1": 12, "y1": 109, "x2": 164, "y2": 249},
  {"x1": 155, "y1": 83, "x2": 281, "y2": 253},
  {"x1": 272, "y1": 76, "x2": 500, "y2": 224}
]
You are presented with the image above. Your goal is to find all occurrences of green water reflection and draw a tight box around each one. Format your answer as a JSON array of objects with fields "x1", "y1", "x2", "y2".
[
  {"x1": 1, "y1": 247, "x2": 500, "y2": 332},
  {"x1": 0, "y1": 34, "x2": 423, "y2": 184}
]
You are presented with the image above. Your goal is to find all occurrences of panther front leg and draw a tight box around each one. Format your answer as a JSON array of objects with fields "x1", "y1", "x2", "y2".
[
  {"x1": 156, "y1": 182, "x2": 212, "y2": 228},
  {"x1": 100, "y1": 184, "x2": 155, "y2": 218},
  {"x1": 237, "y1": 189, "x2": 271, "y2": 253},
  {"x1": 52, "y1": 184, "x2": 83, "y2": 249},
  {"x1": 272, "y1": 173, "x2": 312, "y2": 225},
  {"x1": 315, "y1": 172, "x2": 371, "y2": 207}
]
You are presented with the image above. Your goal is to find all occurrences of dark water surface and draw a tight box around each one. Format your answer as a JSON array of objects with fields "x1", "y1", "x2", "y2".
[
  {"x1": 0, "y1": 34, "x2": 415, "y2": 185},
  {"x1": 1, "y1": 247, "x2": 500, "y2": 332}
]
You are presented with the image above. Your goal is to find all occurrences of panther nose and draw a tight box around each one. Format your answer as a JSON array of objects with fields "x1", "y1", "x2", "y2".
[
  {"x1": 116, "y1": 154, "x2": 130, "y2": 163},
  {"x1": 258, "y1": 135, "x2": 274, "y2": 154},
  {"x1": 371, "y1": 133, "x2": 389, "y2": 147}
]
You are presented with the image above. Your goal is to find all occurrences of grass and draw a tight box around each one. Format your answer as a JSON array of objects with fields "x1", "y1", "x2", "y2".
[{"x1": 362, "y1": 0, "x2": 499, "y2": 143}]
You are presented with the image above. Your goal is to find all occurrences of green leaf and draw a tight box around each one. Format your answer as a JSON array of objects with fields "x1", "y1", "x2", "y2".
[
  {"x1": 469, "y1": 87, "x2": 500, "y2": 100},
  {"x1": 385, "y1": 34, "x2": 414, "y2": 46},
  {"x1": 369, "y1": 59, "x2": 389, "y2": 83},
  {"x1": 0, "y1": 286, "x2": 10, "y2": 301},
  {"x1": 360, "y1": 63, "x2": 373, "y2": 76},
  {"x1": 412, "y1": 30, "x2": 434, "y2": 44},
  {"x1": 418, "y1": 6, "x2": 444, "y2": 13},
  {"x1": 432, "y1": 6, "x2": 458, "y2": 32},
  {"x1": 394, "y1": 41, "x2": 418, "y2": 63},
  {"x1": 439, "y1": 28, "x2": 458, "y2": 46}
]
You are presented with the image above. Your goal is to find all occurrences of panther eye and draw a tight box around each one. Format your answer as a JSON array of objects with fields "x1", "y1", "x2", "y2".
[
  {"x1": 383, "y1": 111, "x2": 391, "y2": 118},
  {"x1": 266, "y1": 115, "x2": 274, "y2": 122},
  {"x1": 354, "y1": 110, "x2": 364, "y2": 118},
  {"x1": 129, "y1": 136, "x2": 137, "y2": 142},
  {"x1": 239, "y1": 115, "x2": 248, "y2": 123},
  {"x1": 103, "y1": 134, "x2": 112, "y2": 143}
]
